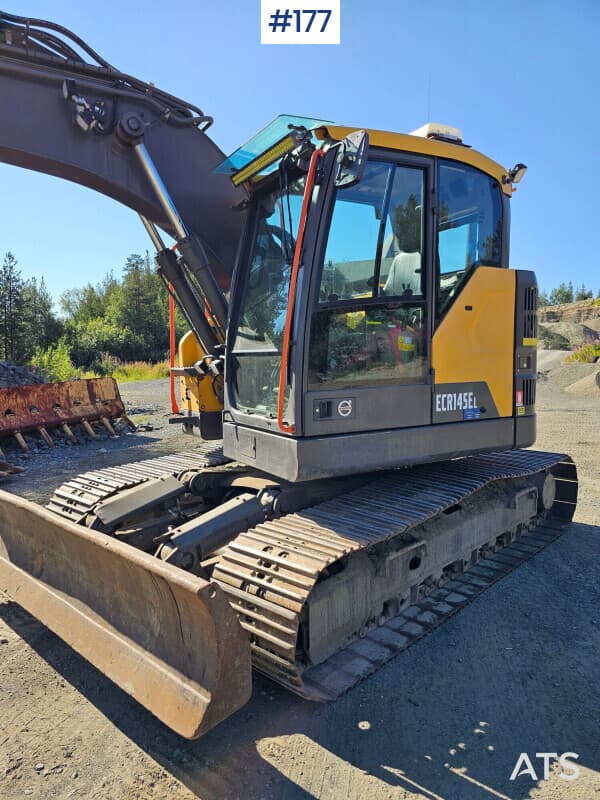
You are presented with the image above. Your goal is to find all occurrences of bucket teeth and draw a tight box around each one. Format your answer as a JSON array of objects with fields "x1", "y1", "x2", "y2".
[
  {"x1": 61, "y1": 422, "x2": 77, "y2": 444},
  {"x1": 38, "y1": 426, "x2": 53, "y2": 447},
  {"x1": 0, "y1": 378, "x2": 130, "y2": 468},
  {"x1": 99, "y1": 416, "x2": 116, "y2": 436}
]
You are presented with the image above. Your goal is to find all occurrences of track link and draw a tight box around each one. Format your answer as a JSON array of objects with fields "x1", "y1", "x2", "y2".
[
  {"x1": 47, "y1": 441, "x2": 229, "y2": 523},
  {"x1": 300, "y1": 517, "x2": 566, "y2": 700},
  {"x1": 212, "y1": 450, "x2": 577, "y2": 700}
]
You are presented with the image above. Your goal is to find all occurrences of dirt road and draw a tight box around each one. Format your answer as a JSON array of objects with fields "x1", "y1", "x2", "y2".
[{"x1": 1, "y1": 373, "x2": 599, "y2": 800}]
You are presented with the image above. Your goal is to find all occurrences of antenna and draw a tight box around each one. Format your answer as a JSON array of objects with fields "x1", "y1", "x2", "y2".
[{"x1": 427, "y1": 73, "x2": 432, "y2": 122}]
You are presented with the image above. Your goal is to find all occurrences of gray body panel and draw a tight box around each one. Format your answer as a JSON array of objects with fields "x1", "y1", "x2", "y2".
[
  {"x1": 432, "y1": 381, "x2": 499, "y2": 423},
  {"x1": 223, "y1": 417, "x2": 530, "y2": 482},
  {"x1": 304, "y1": 383, "x2": 430, "y2": 436}
]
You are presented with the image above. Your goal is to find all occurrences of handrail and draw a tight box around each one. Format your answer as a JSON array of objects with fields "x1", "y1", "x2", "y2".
[
  {"x1": 277, "y1": 149, "x2": 325, "y2": 434},
  {"x1": 168, "y1": 283, "x2": 180, "y2": 414}
]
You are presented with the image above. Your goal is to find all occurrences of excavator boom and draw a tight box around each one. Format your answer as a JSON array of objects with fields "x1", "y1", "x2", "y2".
[{"x1": 0, "y1": 11, "x2": 245, "y2": 287}]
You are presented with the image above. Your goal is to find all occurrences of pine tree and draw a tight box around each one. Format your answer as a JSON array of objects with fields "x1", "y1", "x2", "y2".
[
  {"x1": 22, "y1": 276, "x2": 62, "y2": 355},
  {"x1": 574, "y1": 284, "x2": 593, "y2": 301},
  {"x1": 0, "y1": 252, "x2": 25, "y2": 361},
  {"x1": 548, "y1": 282, "x2": 574, "y2": 305}
]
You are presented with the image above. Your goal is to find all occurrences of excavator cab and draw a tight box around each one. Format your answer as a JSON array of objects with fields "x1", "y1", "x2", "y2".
[{"x1": 222, "y1": 120, "x2": 537, "y2": 481}]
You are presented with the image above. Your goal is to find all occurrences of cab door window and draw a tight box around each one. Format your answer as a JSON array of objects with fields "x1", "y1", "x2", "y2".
[
  {"x1": 308, "y1": 161, "x2": 427, "y2": 390},
  {"x1": 319, "y1": 162, "x2": 425, "y2": 301}
]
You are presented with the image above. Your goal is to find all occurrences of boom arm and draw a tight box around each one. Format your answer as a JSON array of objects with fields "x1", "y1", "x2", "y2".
[{"x1": 0, "y1": 11, "x2": 246, "y2": 350}]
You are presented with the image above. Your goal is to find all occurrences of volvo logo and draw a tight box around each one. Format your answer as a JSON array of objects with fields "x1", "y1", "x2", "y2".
[{"x1": 337, "y1": 399, "x2": 353, "y2": 417}]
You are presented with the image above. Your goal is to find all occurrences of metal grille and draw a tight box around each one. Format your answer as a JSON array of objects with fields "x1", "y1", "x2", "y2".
[
  {"x1": 523, "y1": 286, "x2": 538, "y2": 338},
  {"x1": 523, "y1": 378, "x2": 536, "y2": 406}
]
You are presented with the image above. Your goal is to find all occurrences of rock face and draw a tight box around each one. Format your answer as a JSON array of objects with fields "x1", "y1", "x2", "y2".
[
  {"x1": 539, "y1": 300, "x2": 600, "y2": 324},
  {"x1": 0, "y1": 361, "x2": 45, "y2": 389},
  {"x1": 538, "y1": 301, "x2": 600, "y2": 349}
]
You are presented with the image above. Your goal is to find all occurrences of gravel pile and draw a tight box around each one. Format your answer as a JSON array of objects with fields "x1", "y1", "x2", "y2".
[
  {"x1": 537, "y1": 349, "x2": 568, "y2": 371},
  {"x1": 541, "y1": 362, "x2": 600, "y2": 390},
  {"x1": 565, "y1": 370, "x2": 600, "y2": 396},
  {"x1": 0, "y1": 361, "x2": 45, "y2": 389}
]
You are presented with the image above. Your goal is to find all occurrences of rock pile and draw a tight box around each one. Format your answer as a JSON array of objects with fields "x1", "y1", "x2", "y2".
[{"x1": 0, "y1": 361, "x2": 45, "y2": 389}]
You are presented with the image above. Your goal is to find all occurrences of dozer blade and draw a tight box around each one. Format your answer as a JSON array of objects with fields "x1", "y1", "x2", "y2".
[{"x1": 0, "y1": 491, "x2": 252, "y2": 738}]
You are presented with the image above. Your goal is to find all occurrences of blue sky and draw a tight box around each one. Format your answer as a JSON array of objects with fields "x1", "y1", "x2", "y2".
[{"x1": 1, "y1": 0, "x2": 598, "y2": 303}]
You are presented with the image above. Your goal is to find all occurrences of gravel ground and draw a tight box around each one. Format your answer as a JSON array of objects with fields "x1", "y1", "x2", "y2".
[{"x1": 0, "y1": 374, "x2": 598, "y2": 800}]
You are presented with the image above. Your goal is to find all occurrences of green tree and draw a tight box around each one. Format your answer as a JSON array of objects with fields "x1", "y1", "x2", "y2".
[
  {"x1": 60, "y1": 283, "x2": 105, "y2": 323},
  {"x1": 574, "y1": 284, "x2": 593, "y2": 301},
  {"x1": 56, "y1": 252, "x2": 194, "y2": 370},
  {"x1": 67, "y1": 317, "x2": 139, "y2": 368},
  {"x1": 112, "y1": 252, "x2": 178, "y2": 362},
  {"x1": 22, "y1": 276, "x2": 62, "y2": 354},
  {"x1": 548, "y1": 282, "x2": 574, "y2": 305},
  {"x1": 0, "y1": 251, "x2": 25, "y2": 361}
]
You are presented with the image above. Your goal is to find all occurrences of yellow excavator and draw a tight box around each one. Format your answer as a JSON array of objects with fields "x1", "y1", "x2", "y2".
[{"x1": 0, "y1": 12, "x2": 577, "y2": 739}]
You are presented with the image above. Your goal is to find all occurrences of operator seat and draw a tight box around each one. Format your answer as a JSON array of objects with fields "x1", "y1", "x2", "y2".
[
  {"x1": 383, "y1": 251, "x2": 422, "y2": 296},
  {"x1": 383, "y1": 199, "x2": 423, "y2": 296}
]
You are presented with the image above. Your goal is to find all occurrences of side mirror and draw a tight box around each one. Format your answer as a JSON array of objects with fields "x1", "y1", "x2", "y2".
[{"x1": 335, "y1": 130, "x2": 369, "y2": 188}]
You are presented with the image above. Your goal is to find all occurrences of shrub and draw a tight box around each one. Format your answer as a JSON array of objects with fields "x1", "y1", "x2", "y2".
[
  {"x1": 565, "y1": 344, "x2": 600, "y2": 363},
  {"x1": 91, "y1": 352, "x2": 122, "y2": 376},
  {"x1": 29, "y1": 340, "x2": 81, "y2": 382}
]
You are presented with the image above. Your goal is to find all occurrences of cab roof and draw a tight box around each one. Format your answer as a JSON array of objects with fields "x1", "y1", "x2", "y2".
[
  {"x1": 320, "y1": 124, "x2": 512, "y2": 196},
  {"x1": 217, "y1": 115, "x2": 513, "y2": 196}
]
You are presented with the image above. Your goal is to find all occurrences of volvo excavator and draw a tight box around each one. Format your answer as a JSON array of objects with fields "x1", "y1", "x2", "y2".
[{"x1": 0, "y1": 12, "x2": 578, "y2": 740}]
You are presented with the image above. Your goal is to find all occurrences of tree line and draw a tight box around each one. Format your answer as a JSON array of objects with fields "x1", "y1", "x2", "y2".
[
  {"x1": 1, "y1": 250, "x2": 188, "y2": 379},
  {"x1": 538, "y1": 282, "x2": 599, "y2": 306},
  {"x1": 1, "y1": 250, "x2": 597, "y2": 379}
]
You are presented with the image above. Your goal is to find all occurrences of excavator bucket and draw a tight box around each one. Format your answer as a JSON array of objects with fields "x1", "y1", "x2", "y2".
[
  {"x1": 0, "y1": 377, "x2": 134, "y2": 449},
  {"x1": 0, "y1": 491, "x2": 252, "y2": 738}
]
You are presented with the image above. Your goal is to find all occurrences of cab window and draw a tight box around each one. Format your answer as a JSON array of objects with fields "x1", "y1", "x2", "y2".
[
  {"x1": 437, "y1": 161, "x2": 503, "y2": 316},
  {"x1": 308, "y1": 161, "x2": 427, "y2": 390},
  {"x1": 319, "y1": 162, "x2": 425, "y2": 301},
  {"x1": 231, "y1": 176, "x2": 306, "y2": 416}
]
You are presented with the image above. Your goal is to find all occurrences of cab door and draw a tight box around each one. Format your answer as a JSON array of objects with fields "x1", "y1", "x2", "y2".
[{"x1": 301, "y1": 155, "x2": 434, "y2": 437}]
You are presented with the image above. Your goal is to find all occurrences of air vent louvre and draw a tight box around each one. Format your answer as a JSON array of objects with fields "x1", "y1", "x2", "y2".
[
  {"x1": 523, "y1": 378, "x2": 536, "y2": 406},
  {"x1": 523, "y1": 287, "x2": 538, "y2": 338}
]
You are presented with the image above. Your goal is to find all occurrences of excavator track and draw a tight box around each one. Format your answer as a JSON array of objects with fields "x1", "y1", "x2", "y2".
[
  {"x1": 212, "y1": 449, "x2": 577, "y2": 701},
  {"x1": 47, "y1": 441, "x2": 229, "y2": 523},
  {"x1": 45, "y1": 445, "x2": 577, "y2": 708}
]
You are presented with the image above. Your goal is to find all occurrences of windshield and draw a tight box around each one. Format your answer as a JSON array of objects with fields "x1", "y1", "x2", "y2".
[{"x1": 231, "y1": 175, "x2": 306, "y2": 416}]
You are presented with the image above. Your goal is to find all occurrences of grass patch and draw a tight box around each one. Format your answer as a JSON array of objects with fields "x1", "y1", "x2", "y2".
[
  {"x1": 82, "y1": 360, "x2": 170, "y2": 382},
  {"x1": 112, "y1": 360, "x2": 171, "y2": 382},
  {"x1": 565, "y1": 344, "x2": 600, "y2": 363}
]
